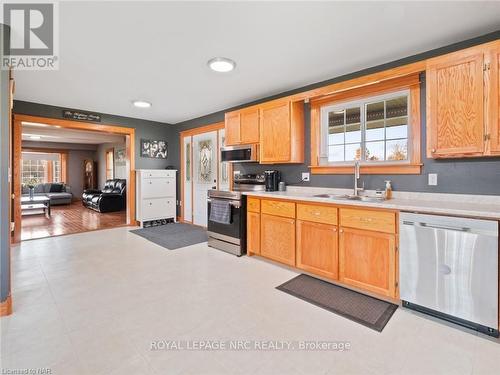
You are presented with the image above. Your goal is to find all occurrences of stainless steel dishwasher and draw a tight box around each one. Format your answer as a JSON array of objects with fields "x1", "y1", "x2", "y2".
[{"x1": 399, "y1": 212, "x2": 499, "y2": 337}]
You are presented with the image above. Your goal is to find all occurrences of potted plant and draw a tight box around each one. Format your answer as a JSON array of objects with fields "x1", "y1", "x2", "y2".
[{"x1": 23, "y1": 179, "x2": 38, "y2": 200}]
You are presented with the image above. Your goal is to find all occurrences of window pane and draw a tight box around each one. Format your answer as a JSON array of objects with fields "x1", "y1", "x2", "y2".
[
  {"x1": 328, "y1": 133, "x2": 344, "y2": 145},
  {"x1": 386, "y1": 139, "x2": 408, "y2": 161},
  {"x1": 345, "y1": 143, "x2": 362, "y2": 161},
  {"x1": 366, "y1": 101, "x2": 384, "y2": 141},
  {"x1": 328, "y1": 145, "x2": 344, "y2": 162},
  {"x1": 345, "y1": 107, "x2": 361, "y2": 143},
  {"x1": 386, "y1": 124, "x2": 408, "y2": 139},
  {"x1": 365, "y1": 141, "x2": 384, "y2": 161}
]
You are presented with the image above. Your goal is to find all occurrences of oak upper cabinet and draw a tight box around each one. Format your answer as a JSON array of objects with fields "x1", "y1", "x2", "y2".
[
  {"x1": 488, "y1": 45, "x2": 500, "y2": 154},
  {"x1": 339, "y1": 227, "x2": 396, "y2": 298},
  {"x1": 426, "y1": 41, "x2": 500, "y2": 158},
  {"x1": 224, "y1": 108, "x2": 259, "y2": 145},
  {"x1": 225, "y1": 112, "x2": 241, "y2": 146},
  {"x1": 297, "y1": 220, "x2": 338, "y2": 280},
  {"x1": 259, "y1": 101, "x2": 304, "y2": 163}
]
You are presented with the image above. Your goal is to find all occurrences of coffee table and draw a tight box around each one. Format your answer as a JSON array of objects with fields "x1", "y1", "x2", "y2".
[{"x1": 21, "y1": 196, "x2": 51, "y2": 218}]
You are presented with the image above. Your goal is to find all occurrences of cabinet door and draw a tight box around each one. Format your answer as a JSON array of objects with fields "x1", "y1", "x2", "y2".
[
  {"x1": 225, "y1": 112, "x2": 241, "y2": 145},
  {"x1": 297, "y1": 220, "x2": 338, "y2": 280},
  {"x1": 240, "y1": 109, "x2": 260, "y2": 144},
  {"x1": 427, "y1": 51, "x2": 485, "y2": 157},
  {"x1": 260, "y1": 102, "x2": 291, "y2": 162},
  {"x1": 247, "y1": 211, "x2": 260, "y2": 255},
  {"x1": 339, "y1": 227, "x2": 396, "y2": 297},
  {"x1": 260, "y1": 214, "x2": 295, "y2": 266},
  {"x1": 488, "y1": 46, "x2": 500, "y2": 153}
]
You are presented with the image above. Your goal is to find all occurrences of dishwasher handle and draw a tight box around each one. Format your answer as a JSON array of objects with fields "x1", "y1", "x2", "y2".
[{"x1": 402, "y1": 220, "x2": 472, "y2": 233}]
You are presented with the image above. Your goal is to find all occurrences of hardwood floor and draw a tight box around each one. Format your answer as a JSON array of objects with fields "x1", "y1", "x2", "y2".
[{"x1": 21, "y1": 201, "x2": 127, "y2": 241}]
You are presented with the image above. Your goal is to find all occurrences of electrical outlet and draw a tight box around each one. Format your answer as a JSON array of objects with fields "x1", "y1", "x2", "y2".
[
  {"x1": 302, "y1": 172, "x2": 310, "y2": 182},
  {"x1": 428, "y1": 173, "x2": 438, "y2": 186}
]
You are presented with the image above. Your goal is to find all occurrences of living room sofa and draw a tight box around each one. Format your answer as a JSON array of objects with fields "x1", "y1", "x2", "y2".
[
  {"x1": 82, "y1": 179, "x2": 126, "y2": 213},
  {"x1": 22, "y1": 183, "x2": 73, "y2": 205}
]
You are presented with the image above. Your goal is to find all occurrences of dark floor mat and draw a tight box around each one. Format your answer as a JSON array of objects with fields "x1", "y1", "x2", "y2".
[
  {"x1": 130, "y1": 223, "x2": 207, "y2": 250},
  {"x1": 276, "y1": 274, "x2": 398, "y2": 332}
]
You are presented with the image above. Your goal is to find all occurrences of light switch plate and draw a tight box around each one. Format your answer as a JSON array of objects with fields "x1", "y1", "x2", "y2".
[
  {"x1": 428, "y1": 173, "x2": 438, "y2": 186},
  {"x1": 302, "y1": 172, "x2": 310, "y2": 182}
]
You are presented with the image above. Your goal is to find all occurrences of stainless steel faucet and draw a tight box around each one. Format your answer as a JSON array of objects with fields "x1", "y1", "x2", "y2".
[{"x1": 353, "y1": 161, "x2": 364, "y2": 196}]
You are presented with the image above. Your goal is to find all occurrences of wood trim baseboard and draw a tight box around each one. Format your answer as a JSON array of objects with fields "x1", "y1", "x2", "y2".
[{"x1": 0, "y1": 295, "x2": 12, "y2": 317}]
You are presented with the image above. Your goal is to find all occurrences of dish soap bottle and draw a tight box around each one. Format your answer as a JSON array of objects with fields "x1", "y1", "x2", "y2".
[{"x1": 384, "y1": 180, "x2": 392, "y2": 200}]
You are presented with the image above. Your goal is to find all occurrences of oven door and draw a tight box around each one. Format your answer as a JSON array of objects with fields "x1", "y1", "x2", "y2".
[{"x1": 207, "y1": 199, "x2": 242, "y2": 240}]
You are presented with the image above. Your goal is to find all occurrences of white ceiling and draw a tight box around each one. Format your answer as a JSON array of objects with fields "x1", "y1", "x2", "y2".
[
  {"x1": 12, "y1": 1, "x2": 500, "y2": 124},
  {"x1": 22, "y1": 122, "x2": 125, "y2": 144}
]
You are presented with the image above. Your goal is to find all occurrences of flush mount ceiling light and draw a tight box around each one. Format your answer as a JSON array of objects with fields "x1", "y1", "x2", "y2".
[
  {"x1": 207, "y1": 57, "x2": 236, "y2": 73},
  {"x1": 132, "y1": 100, "x2": 152, "y2": 108}
]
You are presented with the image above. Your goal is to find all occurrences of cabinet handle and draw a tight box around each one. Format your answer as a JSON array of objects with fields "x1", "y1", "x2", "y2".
[
  {"x1": 431, "y1": 148, "x2": 436, "y2": 153},
  {"x1": 333, "y1": 228, "x2": 337, "y2": 232},
  {"x1": 314, "y1": 212, "x2": 320, "y2": 216},
  {"x1": 339, "y1": 229, "x2": 344, "y2": 233}
]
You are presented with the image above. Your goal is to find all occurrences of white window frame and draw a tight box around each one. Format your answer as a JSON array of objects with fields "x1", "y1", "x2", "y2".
[{"x1": 320, "y1": 89, "x2": 411, "y2": 166}]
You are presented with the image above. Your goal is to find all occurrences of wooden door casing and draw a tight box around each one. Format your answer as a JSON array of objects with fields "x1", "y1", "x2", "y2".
[
  {"x1": 296, "y1": 220, "x2": 338, "y2": 280},
  {"x1": 247, "y1": 211, "x2": 260, "y2": 255},
  {"x1": 427, "y1": 51, "x2": 485, "y2": 157},
  {"x1": 260, "y1": 213, "x2": 295, "y2": 266},
  {"x1": 339, "y1": 227, "x2": 396, "y2": 298}
]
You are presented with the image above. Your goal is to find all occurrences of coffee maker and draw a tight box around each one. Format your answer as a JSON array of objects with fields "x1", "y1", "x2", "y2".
[{"x1": 264, "y1": 170, "x2": 281, "y2": 192}]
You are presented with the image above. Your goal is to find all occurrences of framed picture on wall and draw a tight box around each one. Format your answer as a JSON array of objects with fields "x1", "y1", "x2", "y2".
[
  {"x1": 115, "y1": 148, "x2": 126, "y2": 166},
  {"x1": 140, "y1": 139, "x2": 168, "y2": 159}
]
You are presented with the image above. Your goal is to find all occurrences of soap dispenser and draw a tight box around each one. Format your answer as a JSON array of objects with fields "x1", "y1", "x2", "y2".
[{"x1": 384, "y1": 180, "x2": 392, "y2": 200}]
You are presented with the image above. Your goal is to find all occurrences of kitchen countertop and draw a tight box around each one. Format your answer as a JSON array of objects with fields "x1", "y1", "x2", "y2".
[{"x1": 243, "y1": 187, "x2": 500, "y2": 220}]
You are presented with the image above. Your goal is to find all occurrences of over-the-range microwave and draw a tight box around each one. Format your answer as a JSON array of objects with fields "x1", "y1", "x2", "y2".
[{"x1": 220, "y1": 144, "x2": 259, "y2": 163}]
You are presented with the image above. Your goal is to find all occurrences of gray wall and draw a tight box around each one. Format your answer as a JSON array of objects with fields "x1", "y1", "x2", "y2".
[
  {"x1": 174, "y1": 31, "x2": 500, "y2": 196},
  {"x1": 13, "y1": 101, "x2": 176, "y2": 170},
  {"x1": 22, "y1": 141, "x2": 98, "y2": 199},
  {"x1": 0, "y1": 24, "x2": 10, "y2": 303}
]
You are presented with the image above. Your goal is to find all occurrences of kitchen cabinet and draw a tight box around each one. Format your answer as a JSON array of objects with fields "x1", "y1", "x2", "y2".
[
  {"x1": 488, "y1": 45, "x2": 500, "y2": 154},
  {"x1": 224, "y1": 108, "x2": 259, "y2": 145},
  {"x1": 247, "y1": 211, "x2": 260, "y2": 255},
  {"x1": 297, "y1": 220, "x2": 338, "y2": 280},
  {"x1": 339, "y1": 227, "x2": 396, "y2": 298},
  {"x1": 259, "y1": 101, "x2": 304, "y2": 163},
  {"x1": 426, "y1": 41, "x2": 500, "y2": 158},
  {"x1": 260, "y1": 213, "x2": 296, "y2": 266}
]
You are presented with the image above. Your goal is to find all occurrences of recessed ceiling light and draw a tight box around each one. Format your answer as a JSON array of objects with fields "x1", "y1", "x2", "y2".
[
  {"x1": 132, "y1": 100, "x2": 152, "y2": 108},
  {"x1": 207, "y1": 57, "x2": 236, "y2": 73}
]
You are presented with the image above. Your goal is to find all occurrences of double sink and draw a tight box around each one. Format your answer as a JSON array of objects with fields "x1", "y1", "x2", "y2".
[{"x1": 313, "y1": 193, "x2": 385, "y2": 203}]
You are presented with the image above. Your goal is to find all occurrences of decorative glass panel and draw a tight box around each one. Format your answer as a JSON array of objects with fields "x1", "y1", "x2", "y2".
[
  {"x1": 186, "y1": 143, "x2": 191, "y2": 182},
  {"x1": 197, "y1": 140, "x2": 213, "y2": 183}
]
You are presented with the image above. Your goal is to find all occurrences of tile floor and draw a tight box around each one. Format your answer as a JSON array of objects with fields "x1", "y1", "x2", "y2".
[{"x1": 1, "y1": 227, "x2": 499, "y2": 375}]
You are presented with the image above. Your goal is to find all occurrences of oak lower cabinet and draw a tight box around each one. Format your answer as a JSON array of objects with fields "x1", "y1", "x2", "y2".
[
  {"x1": 247, "y1": 211, "x2": 260, "y2": 255},
  {"x1": 339, "y1": 227, "x2": 397, "y2": 298},
  {"x1": 296, "y1": 220, "x2": 338, "y2": 280},
  {"x1": 260, "y1": 213, "x2": 296, "y2": 266}
]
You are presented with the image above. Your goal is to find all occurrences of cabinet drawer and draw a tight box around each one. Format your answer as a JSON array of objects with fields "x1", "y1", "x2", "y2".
[
  {"x1": 247, "y1": 197, "x2": 260, "y2": 213},
  {"x1": 142, "y1": 198, "x2": 175, "y2": 220},
  {"x1": 297, "y1": 203, "x2": 337, "y2": 225},
  {"x1": 141, "y1": 170, "x2": 175, "y2": 178},
  {"x1": 142, "y1": 178, "x2": 175, "y2": 198},
  {"x1": 340, "y1": 208, "x2": 396, "y2": 234},
  {"x1": 261, "y1": 199, "x2": 295, "y2": 218}
]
